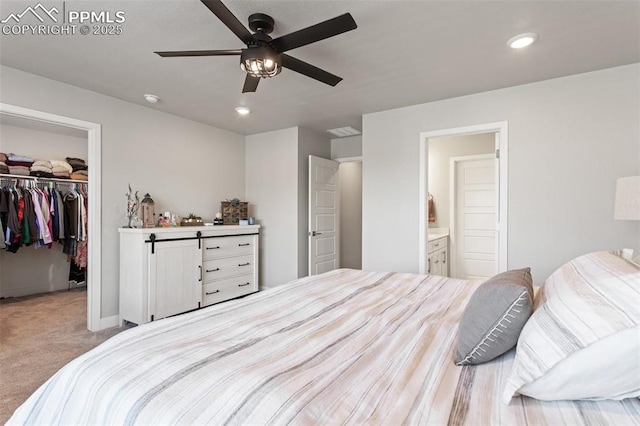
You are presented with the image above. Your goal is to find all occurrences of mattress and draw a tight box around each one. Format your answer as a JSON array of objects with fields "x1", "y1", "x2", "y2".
[{"x1": 8, "y1": 269, "x2": 640, "y2": 425}]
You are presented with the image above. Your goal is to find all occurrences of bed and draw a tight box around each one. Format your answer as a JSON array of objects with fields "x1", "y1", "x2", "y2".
[{"x1": 8, "y1": 251, "x2": 640, "y2": 425}]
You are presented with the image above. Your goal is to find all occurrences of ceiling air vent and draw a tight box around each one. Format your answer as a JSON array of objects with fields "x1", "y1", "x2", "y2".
[{"x1": 327, "y1": 126, "x2": 361, "y2": 138}]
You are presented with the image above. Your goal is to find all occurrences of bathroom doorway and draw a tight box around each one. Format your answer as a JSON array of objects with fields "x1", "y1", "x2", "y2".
[{"x1": 418, "y1": 122, "x2": 508, "y2": 277}]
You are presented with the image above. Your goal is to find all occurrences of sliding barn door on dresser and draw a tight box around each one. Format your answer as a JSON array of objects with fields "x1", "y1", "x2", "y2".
[
  {"x1": 119, "y1": 225, "x2": 260, "y2": 325},
  {"x1": 149, "y1": 239, "x2": 201, "y2": 321}
]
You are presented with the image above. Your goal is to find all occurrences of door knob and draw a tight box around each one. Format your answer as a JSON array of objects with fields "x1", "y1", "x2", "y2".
[{"x1": 311, "y1": 231, "x2": 322, "y2": 236}]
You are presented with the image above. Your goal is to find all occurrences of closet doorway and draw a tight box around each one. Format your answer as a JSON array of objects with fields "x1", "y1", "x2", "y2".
[
  {"x1": 418, "y1": 122, "x2": 508, "y2": 276},
  {"x1": 337, "y1": 158, "x2": 362, "y2": 270},
  {"x1": 0, "y1": 103, "x2": 102, "y2": 331},
  {"x1": 307, "y1": 156, "x2": 362, "y2": 275}
]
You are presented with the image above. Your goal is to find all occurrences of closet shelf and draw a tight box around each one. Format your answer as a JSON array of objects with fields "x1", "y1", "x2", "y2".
[{"x1": 0, "y1": 173, "x2": 87, "y2": 184}]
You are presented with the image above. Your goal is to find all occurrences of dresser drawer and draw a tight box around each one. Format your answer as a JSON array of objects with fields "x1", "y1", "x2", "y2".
[
  {"x1": 428, "y1": 237, "x2": 447, "y2": 254},
  {"x1": 202, "y1": 275, "x2": 257, "y2": 306},
  {"x1": 203, "y1": 235, "x2": 256, "y2": 260},
  {"x1": 203, "y1": 255, "x2": 254, "y2": 281}
]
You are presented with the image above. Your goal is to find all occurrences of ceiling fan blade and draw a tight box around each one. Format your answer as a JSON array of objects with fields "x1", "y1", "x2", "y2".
[
  {"x1": 200, "y1": 0, "x2": 253, "y2": 44},
  {"x1": 242, "y1": 75, "x2": 260, "y2": 93},
  {"x1": 155, "y1": 49, "x2": 242, "y2": 57},
  {"x1": 281, "y1": 54, "x2": 342, "y2": 87},
  {"x1": 270, "y1": 13, "x2": 357, "y2": 53}
]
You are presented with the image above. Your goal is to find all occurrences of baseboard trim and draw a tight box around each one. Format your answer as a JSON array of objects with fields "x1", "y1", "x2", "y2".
[{"x1": 0, "y1": 282, "x2": 71, "y2": 298}]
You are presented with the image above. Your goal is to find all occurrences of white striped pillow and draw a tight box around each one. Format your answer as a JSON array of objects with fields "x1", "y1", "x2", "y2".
[{"x1": 503, "y1": 251, "x2": 640, "y2": 403}]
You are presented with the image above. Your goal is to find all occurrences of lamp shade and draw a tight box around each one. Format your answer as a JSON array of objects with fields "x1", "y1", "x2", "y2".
[{"x1": 614, "y1": 176, "x2": 640, "y2": 220}]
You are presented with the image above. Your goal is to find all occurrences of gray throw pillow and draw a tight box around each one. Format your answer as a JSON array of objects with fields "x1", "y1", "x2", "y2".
[{"x1": 455, "y1": 268, "x2": 533, "y2": 366}]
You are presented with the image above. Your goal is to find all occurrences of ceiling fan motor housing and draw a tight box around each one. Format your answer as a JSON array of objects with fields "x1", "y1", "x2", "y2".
[{"x1": 248, "y1": 13, "x2": 275, "y2": 34}]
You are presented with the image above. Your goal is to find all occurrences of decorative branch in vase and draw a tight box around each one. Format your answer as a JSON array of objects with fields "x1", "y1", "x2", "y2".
[{"x1": 125, "y1": 184, "x2": 140, "y2": 228}]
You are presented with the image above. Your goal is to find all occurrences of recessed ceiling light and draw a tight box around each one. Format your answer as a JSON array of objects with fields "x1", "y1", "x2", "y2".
[
  {"x1": 144, "y1": 94, "x2": 160, "y2": 104},
  {"x1": 235, "y1": 106, "x2": 251, "y2": 115},
  {"x1": 507, "y1": 32, "x2": 538, "y2": 49}
]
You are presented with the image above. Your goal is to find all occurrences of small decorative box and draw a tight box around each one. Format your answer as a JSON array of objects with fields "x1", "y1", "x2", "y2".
[{"x1": 221, "y1": 201, "x2": 248, "y2": 225}]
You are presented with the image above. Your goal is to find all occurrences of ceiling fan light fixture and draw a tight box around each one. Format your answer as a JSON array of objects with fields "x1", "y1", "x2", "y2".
[
  {"x1": 507, "y1": 32, "x2": 538, "y2": 49},
  {"x1": 240, "y1": 46, "x2": 282, "y2": 78}
]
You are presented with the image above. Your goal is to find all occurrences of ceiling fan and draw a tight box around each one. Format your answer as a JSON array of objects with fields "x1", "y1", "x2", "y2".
[{"x1": 155, "y1": 0, "x2": 357, "y2": 93}]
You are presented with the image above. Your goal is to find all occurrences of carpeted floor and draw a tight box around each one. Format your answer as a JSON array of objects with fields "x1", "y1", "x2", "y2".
[{"x1": 0, "y1": 289, "x2": 125, "y2": 424}]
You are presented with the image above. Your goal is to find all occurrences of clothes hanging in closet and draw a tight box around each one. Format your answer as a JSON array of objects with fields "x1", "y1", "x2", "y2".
[
  {"x1": 62, "y1": 185, "x2": 88, "y2": 267},
  {"x1": 0, "y1": 181, "x2": 87, "y2": 268},
  {"x1": 0, "y1": 188, "x2": 5, "y2": 250}
]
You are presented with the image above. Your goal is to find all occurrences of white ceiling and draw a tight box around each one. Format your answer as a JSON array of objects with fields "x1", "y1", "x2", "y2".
[{"x1": 0, "y1": 1, "x2": 638, "y2": 136}]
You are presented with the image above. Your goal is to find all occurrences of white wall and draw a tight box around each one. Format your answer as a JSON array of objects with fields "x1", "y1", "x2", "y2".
[
  {"x1": 0, "y1": 123, "x2": 88, "y2": 160},
  {"x1": 298, "y1": 128, "x2": 331, "y2": 277},
  {"x1": 331, "y1": 135, "x2": 362, "y2": 159},
  {"x1": 0, "y1": 123, "x2": 89, "y2": 297},
  {"x1": 339, "y1": 161, "x2": 362, "y2": 269},
  {"x1": 246, "y1": 127, "x2": 331, "y2": 287},
  {"x1": 245, "y1": 127, "x2": 299, "y2": 289},
  {"x1": 0, "y1": 65, "x2": 246, "y2": 319},
  {"x1": 428, "y1": 133, "x2": 494, "y2": 229},
  {"x1": 363, "y1": 64, "x2": 640, "y2": 283}
]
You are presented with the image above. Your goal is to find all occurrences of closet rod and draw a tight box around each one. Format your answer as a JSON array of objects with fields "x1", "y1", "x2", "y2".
[{"x1": 0, "y1": 173, "x2": 87, "y2": 184}]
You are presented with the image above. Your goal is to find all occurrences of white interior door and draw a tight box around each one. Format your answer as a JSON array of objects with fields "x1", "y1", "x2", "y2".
[
  {"x1": 452, "y1": 155, "x2": 497, "y2": 280},
  {"x1": 309, "y1": 155, "x2": 340, "y2": 276}
]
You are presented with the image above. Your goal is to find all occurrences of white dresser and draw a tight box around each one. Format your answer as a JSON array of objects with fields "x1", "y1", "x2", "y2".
[
  {"x1": 119, "y1": 225, "x2": 259, "y2": 325},
  {"x1": 427, "y1": 234, "x2": 448, "y2": 277}
]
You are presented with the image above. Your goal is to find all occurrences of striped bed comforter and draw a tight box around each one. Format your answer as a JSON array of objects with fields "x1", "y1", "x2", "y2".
[{"x1": 8, "y1": 269, "x2": 640, "y2": 425}]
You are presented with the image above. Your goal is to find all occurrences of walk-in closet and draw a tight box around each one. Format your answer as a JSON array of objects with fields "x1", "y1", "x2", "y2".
[{"x1": 0, "y1": 115, "x2": 89, "y2": 303}]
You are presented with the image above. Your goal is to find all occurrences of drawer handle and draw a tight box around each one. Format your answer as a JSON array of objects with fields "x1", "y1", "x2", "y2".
[
  {"x1": 206, "y1": 246, "x2": 220, "y2": 250},
  {"x1": 433, "y1": 243, "x2": 439, "y2": 248},
  {"x1": 238, "y1": 243, "x2": 250, "y2": 247},
  {"x1": 238, "y1": 282, "x2": 250, "y2": 287},
  {"x1": 206, "y1": 290, "x2": 220, "y2": 295},
  {"x1": 238, "y1": 262, "x2": 250, "y2": 267},
  {"x1": 206, "y1": 268, "x2": 220, "y2": 272}
]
